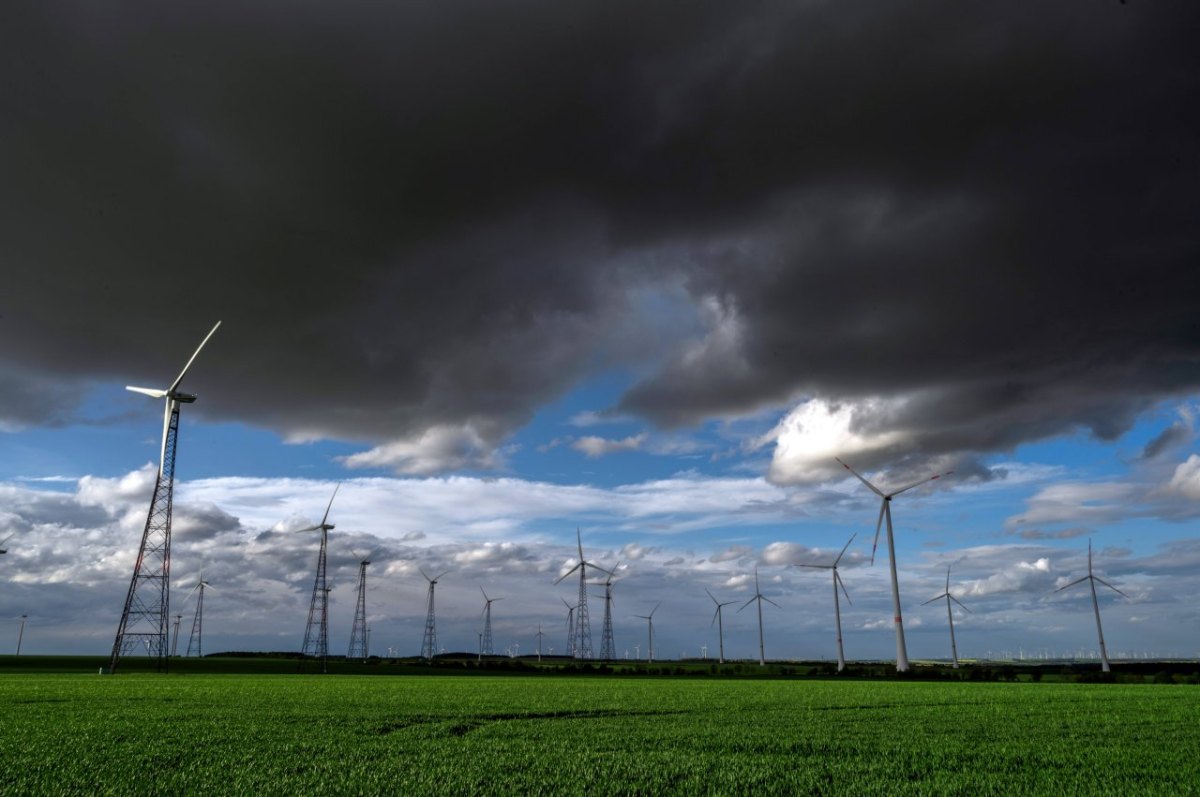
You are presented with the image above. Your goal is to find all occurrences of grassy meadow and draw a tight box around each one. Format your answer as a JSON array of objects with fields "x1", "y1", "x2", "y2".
[{"x1": 1, "y1": 671, "x2": 1197, "y2": 794}]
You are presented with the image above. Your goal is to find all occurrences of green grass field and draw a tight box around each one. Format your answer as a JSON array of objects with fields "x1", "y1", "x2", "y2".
[{"x1": 1, "y1": 673, "x2": 1197, "y2": 795}]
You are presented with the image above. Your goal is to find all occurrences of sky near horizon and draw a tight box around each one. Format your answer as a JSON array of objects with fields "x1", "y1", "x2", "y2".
[{"x1": 2, "y1": 2, "x2": 1199, "y2": 662}]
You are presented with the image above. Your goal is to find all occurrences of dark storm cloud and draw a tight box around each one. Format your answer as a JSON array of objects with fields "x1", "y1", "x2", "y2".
[{"x1": 2, "y1": 2, "x2": 1198, "y2": 470}]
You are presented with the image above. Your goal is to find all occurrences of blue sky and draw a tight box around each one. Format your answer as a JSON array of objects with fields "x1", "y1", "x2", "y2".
[{"x1": 2, "y1": 2, "x2": 1198, "y2": 664}]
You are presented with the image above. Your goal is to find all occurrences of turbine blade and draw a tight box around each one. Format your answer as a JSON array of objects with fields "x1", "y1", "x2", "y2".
[
  {"x1": 705, "y1": 588, "x2": 718, "y2": 605},
  {"x1": 835, "y1": 457, "x2": 884, "y2": 497},
  {"x1": 836, "y1": 571, "x2": 852, "y2": 605},
  {"x1": 435, "y1": 570, "x2": 449, "y2": 582},
  {"x1": 294, "y1": 525, "x2": 321, "y2": 533},
  {"x1": 1094, "y1": 577, "x2": 1128, "y2": 598},
  {"x1": 870, "y1": 500, "x2": 886, "y2": 566},
  {"x1": 921, "y1": 594, "x2": 946, "y2": 606},
  {"x1": 576, "y1": 528, "x2": 584, "y2": 561},
  {"x1": 319, "y1": 483, "x2": 341, "y2": 527},
  {"x1": 797, "y1": 564, "x2": 831, "y2": 570},
  {"x1": 125, "y1": 386, "x2": 167, "y2": 399},
  {"x1": 834, "y1": 532, "x2": 858, "y2": 567},
  {"x1": 950, "y1": 595, "x2": 971, "y2": 613},
  {"x1": 888, "y1": 470, "x2": 953, "y2": 498},
  {"x1": 763, "y1": 596, "x2": 781, "y2": 609},
  {"x1": 1053, "y1": 576, "x2": 1089, "y2": 594},
  {"x1": 710, "y1": 607, "x2": 719, "y2": 628},
  {"x1": 168, "y1": 320, "x2": 222, "y2": 394},
  {"x1": 737, "y1": 596, "x2": 755, "y2": 613},
  {"x1": 650, "y1": 601, "x2": 661, "y2": 617},
  {"x1": 553, "y1": 562, "x2": 582, "y2": 585}
]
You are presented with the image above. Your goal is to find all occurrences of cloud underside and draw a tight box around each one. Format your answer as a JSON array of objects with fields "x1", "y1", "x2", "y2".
[{"x1": 1, "y1": 2, "x2": 1198, "y2": 474}]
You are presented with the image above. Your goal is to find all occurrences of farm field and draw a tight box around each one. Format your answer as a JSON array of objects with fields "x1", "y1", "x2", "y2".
[{"x1": 1, "y1": 674, "x2": 1197, "y2": 795}]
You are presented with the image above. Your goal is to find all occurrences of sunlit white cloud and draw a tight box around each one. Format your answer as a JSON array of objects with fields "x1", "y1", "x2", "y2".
[{"x1": 763, "y1": 397, "x2": 910, "y2": 485}]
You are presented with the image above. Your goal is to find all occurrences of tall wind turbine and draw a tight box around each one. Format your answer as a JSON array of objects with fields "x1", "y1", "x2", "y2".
[
  {"x1": 633, "y1": 602, "x2": 660, "y2": 663},
  {"x1": 797, "y1": 534, "x2": 856, "y2": 672},
  {"x1": 419, "y1": 568, "x2": 449, "y2": 661},
  {"x1": 561, "y1": 598, "x2": 577, "y2": 658},
  {"x1": 705, "y1": 589, "x2": 737, "y2": 664},
  {"x1": 554, "y1": 529, "x2": 607, "y2": 659},
  {"x1": 185, "y1": 574, "x2": 213, "y2": 658},
  {"x1": 109, "y1": 321, "x2": 221, "y2": 674},
  {"x1": 738, "y1": 567, "x2": 779, "y2": 667},
  {"x1": 348, "y1": 551, "x2": 372, "y2": 661},
  {"x1": 1053, "y1": 539, "x2": 1127, "y2": 673},
  {"x1": 535, "y1": 624, "x2": 544, "y2": 662},
  {"x1": 590, "y1": 561, "x2": 621, "y2": 660},
  {"x1": 836, "y1": 457, "x2": 951, "y2": 673},
  {"x1": 922, "y1": 565, "x2": 970, "y2": 668},
  {"x1": 479, "y1": 587, "x2": 503, "y2": 656},
  {"x1": 298, "y1": 484, "x2": 340, "y2": 673}
]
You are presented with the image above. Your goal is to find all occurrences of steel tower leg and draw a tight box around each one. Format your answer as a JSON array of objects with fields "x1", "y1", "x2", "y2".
[
  {"x1": 348, "y1": 562, "x2": 369, "y2": 660},
  {"x1": 301, "y1": 529, "x2": 329, "y2": 672},
  {"x1": 109, "y1": 402, "x2": 181, "y2": 673},
  {"x1": 482, "y1": 604, "x2": 494, "y2": 656}
]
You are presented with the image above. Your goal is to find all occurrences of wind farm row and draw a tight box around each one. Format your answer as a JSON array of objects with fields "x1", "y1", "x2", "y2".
[{"x1": 1, "y1": 321, "x2": 1130, "y2": 674}]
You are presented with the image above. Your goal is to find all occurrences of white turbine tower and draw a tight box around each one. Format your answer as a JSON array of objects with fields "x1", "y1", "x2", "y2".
[
  {"x1": 922, "y1": 565, "x2": 970, "y2": 668},
  {"x1": 836, "y1": 457, "x2": 951, "y2": 673},
  {"x1": 297, "y1": 484, "x2": 340, "y2": 673},
  {"x1": 632, "y1": 602, "x2": 660, "y2": 663},
  {"x1": 738, "y1": 567, "x2": 779, "y2": 667},
  {"x1": 797, "y1": 534, "x2": 856, "y2": 672},
  {"x1": 109, "y1": 321, "x2": 221, "y2": 674},
  {"x1": 480, "y1": 587, "x2": 502, "y2": 656},
  {"x1": 184, "y1": 574, "x2": 214, "y2": 658},
  {"x1": 1053, "y1": 539, "x2": 1127, "y2": 673},
  {"x1": 553, "y1": 529, "x2": 607, "y2": 659},
  {"x1": 705, "y1": 589, "x2": 736, "y2": 665}
]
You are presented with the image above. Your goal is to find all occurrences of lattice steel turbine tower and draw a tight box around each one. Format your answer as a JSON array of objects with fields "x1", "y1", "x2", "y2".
[
  {"x1": 554, "y1": 529, "x2": 606, "y2": 659},
  {"x1": 479, "y1": 587, "x2": 502, "y2": 656},
  {"x1": 591, "y1": 561, "x2": 620, "y2": 660},
  {"x1": 299, "y1": 485, "x2": 340, "y2": 673},
  {"x1": 185, "y1": 575, "x2": 213, "y2": 657},
  {"x1": 348, "y1": 554, "x2": 371, "y2": 661},
  {"x1": 420, "y1": 568, "x2": 448, "y2": 661},
  {"x1": 108, "y1": 321, "x2": 221, "y2": 674}
]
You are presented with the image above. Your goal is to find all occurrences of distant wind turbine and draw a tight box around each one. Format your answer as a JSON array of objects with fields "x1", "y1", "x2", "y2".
[
  {"x1": 479, "y1": 587, "x2": 503, "y2": 656},
  {"x1": 922, "y1": 565, "x2": 970, "y2": 668},
  {"x1": 1053, "y1": 539, "x2": 1127, "y2": 673},
  {"x1": 705, "y1": 589, "x2": 737, "y2": 665},
  {"x1": 554, "y1": 529, "x2": 608, "y2": 659},
  {"x1": 797, "y1": 533, "x2": 856, "y2": 672},
  {"x1": 420, "y1": 568, "x2": 449, "y2": 661},
  {"x1": 632, "y1": 602, "x2": 660, "y2": 662},
  {"x1": 184, "y1": 574, "x2": 214, "y2": 658},
  {"x1": 297, "y1": 484, "x2": 340, "y2": 674},
  {"x1": 836, "y1": 457, "x2": 951, "y2": 673},
  {"x1": 738, "y1": 567, "x2": 779, "y2": 667}
]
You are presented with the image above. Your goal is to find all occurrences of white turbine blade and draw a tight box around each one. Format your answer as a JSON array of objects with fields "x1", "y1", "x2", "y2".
[
  {"x1": 576, "y1": 528, "x2": 585, "y2": 561},
  {"x1": 1094, "y1": 577, "x2": 1128, "y2": 598},
  {"x1": 1053, "y1": 575, "x2": 1090, "y2": 594},
  {"x1": 888, "y1": 470, "x2": 953, "y2": 498},
  {"x1": 554, "y1": 562, "x2": 582, "y2": 585},
  {"x1": 835, "y1": 571, "x2": 852, "y2": 605},
  {"x1": 833, "y1": 532, "x2": 858, "y2": 567},
  {"x1": 797, "y1": 563, "x2": 832, "y2": 570},
  {"x1": 125, "y1": 386, "x2": 167, "y2": 399},
  {"x1": 649, "y1": 601, "x2": 661, "y2": 618},
  {"x1": 168, "y1": 320, "x2": 222, "y2": 394},
  {"x1": 710, "y1": 607, "x2": 720, "y2": 628},
  {"x1": 434, "y1": 570, "x2": 449, "y2": 582},
  {"x1": 949, "y1": 595, "x2": 971, "y2": 613},
  {"x1": 835, "y1": 457, "x2": 884, "y2": 497},
  {"x1": 921, "y1": 594, "x2": 947, "y2": 606},
  {"x1": 737, "y1": 596, "x2": 756, "y2": 613},
  {"x1": 870, "y1": 500, "x2": 886, "y2": 566},
  {"x1": 294, "y1": 524, "x2": 321, "y2": 533},
  {"x1": 705, "y1": 588, "x2": 719, "y2": 606},
  {"x1": 319, "y1": 483, "x2": 341, "y2": 527},
  {"x1": 763, "y1": 595, "x2": 781, "y2": 609},
  {"x1": 0, "y1": 533, "x2": 13, "y2": 547},
  {"x1": 419, "y1": 567, "x2": 432, "y2": 582}
]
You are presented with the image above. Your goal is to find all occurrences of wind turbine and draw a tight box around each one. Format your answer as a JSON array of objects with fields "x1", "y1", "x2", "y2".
[
  {"x1": 109, "y1": 321, "x2": 221, "y2": 674},
  {"x1": 185, "y1": 574, "x2": 213, "y2": 658},
  {"x1": 738, "y1": 567, "x2": 779, "y2": 667},
  {"x1": 535, "y1": 624, "x2": 545, "y2": 662},
  {"x1": 419, "y1": 567, "x2": 449, "y2": 661},
  {"x1": 836, "y1": 457, "x2": 951, "y2": 673},
  {"x1": 1053, "y1": 539, "x2": 1127, "y2": 673},
  {"x1": 16, "y1": 614, "x2": 27, "y2": 655},
  {"x1": 554, "y1": 529, "x2": 608, "y2": 659},
  {"x1": 479, "y1": 587, "x2": 503, "y2": 656},
  {"x1": 348, "y1": 550, "x2": 373, "y2": 661},
  {"x1": 632, "y1": 602, "x2": 660, "y2": 663},
  {"x1": 589, "y1": 561, "x2": 621, "y2": 660},
  {"x1": 705, "y1": 589, "x2": 737, "y2": 664},
  {"x1": 561, "y1": 598, "x2": 577, "y2": 658},
  {"x1": 922, "y1": 565, "x2": 970, "y2": 668},
  {"x1": 170, "y1": 614, "x2": 183, "y2": 657},
  {"x1": 298, "y1": 484, "x2": 340, "y2": 674},
  {"x1": 797, "y1": 533, "x2": 856, "y2": 672}
]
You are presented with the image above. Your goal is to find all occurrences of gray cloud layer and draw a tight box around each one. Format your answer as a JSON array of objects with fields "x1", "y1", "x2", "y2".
[{"x1": 2, "y1": 2, "x2": 1197, "y2": 471}]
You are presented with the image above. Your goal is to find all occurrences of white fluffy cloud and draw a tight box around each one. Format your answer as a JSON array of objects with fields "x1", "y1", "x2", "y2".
[
  {"x1": 764, "y1": 397, "x2": 910, "y2": 484},
  {"x1": 571, "y1": 433, "x2": 647, "y2": 458},
  {"x1": 338, "y1": 423, "x2": 502, "y2": 475},
  {"x1": 1163, "y1": 454, "x2": 1200, "y2": 500}
]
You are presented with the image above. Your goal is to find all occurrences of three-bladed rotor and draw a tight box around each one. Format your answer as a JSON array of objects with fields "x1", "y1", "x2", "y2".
[{"x1": 296, "y1": 484, "x2": 341, "y2": 534}]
